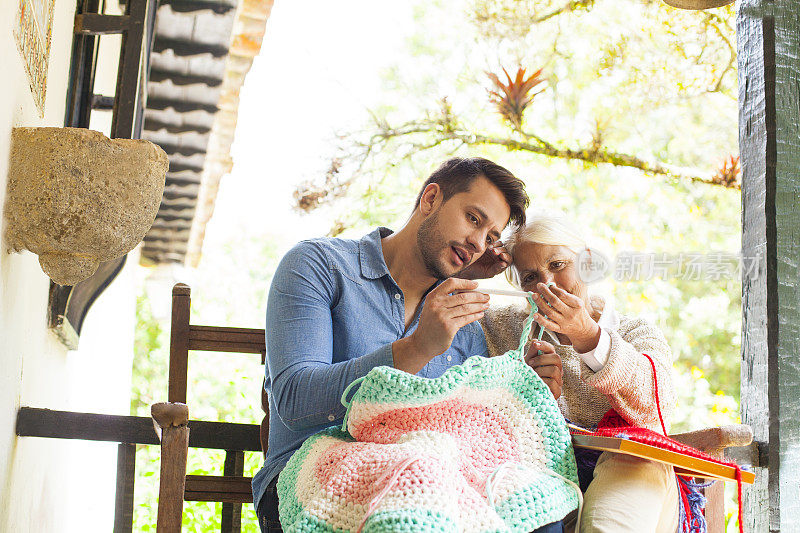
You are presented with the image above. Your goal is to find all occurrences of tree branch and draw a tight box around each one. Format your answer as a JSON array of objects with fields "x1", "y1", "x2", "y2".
[
  {"x1": 534, "y1": 0, "x2": 595, "y2": 23},
  {"x1": 369, "y1": 118, "x2": 739, "y2": 190}
]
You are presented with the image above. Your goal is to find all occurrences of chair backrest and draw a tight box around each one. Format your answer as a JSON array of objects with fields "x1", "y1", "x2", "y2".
[{"x1": 168, "y1": 282, "x2": 269, "y2": 454}]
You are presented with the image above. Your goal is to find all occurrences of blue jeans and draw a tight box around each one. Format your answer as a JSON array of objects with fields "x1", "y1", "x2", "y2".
[{"x1": 257, "y1": 477, "x2": 565, "y2": 533}]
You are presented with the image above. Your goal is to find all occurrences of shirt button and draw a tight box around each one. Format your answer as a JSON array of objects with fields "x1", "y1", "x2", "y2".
[
  {"x1": 447, "y1": 355, "x2": 452, "y2": 362},
  {"x1": 394, "y1": 293, "x2": 401, "y2": 300},
  {"x1": 327, "y1": 414, "x2": 335, "y2": 422}
]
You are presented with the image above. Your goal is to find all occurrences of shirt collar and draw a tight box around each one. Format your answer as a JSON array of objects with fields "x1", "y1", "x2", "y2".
[{"x1": 359, "y1": 227, "x2": 393, "y2": 279}]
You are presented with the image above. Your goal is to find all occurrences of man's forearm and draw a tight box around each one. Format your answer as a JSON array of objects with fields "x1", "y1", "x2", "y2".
[
  {"x1": 271, "y1": 344, "x2": 394, "y2": 431},
  {"x1": 391, "y1": 336, "x2": 434, "y2": 375}
]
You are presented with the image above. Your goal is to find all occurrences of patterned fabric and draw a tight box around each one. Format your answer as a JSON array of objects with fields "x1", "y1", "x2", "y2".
[{"x1": 277, "y1": 300, "x2": 580, "y2": 532}]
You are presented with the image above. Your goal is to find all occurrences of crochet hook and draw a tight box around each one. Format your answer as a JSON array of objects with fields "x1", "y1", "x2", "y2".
[{"x1": 473, "y1": 287, "x2": 532, "y2": 298}]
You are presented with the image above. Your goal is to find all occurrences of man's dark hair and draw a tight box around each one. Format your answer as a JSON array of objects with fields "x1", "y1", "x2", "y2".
[{"x1": 414, "y1": 157, "x2": 529, "y2": 230}]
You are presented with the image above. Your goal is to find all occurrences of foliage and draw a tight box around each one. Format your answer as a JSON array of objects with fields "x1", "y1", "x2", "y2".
[{"x1": 294, "y1": 0, "x2": 739, "y2": 214}]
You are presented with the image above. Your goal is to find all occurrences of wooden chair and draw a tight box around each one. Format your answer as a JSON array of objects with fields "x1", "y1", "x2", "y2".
[
  {"x1": 152, "y1": 283, "x2": 267, "y2": 533},
  {"x1": 151, "y1": 283, "x2": 754, "y2": 532}
]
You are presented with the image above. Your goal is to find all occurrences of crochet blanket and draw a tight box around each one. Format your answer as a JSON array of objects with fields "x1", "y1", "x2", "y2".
[{"x1": 277, "y1": 299, "x2": 580, "y2": 532}]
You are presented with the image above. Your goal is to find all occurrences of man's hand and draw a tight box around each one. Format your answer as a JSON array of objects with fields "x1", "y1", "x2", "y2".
[
  {"x1": 457, "y1": 242, "x2": 512, "y2": 280},
  {"x1": 531, "y1": 283, "x2": 601, "y2": 353},
  {"x1": 524, "y1": 340, "x2": 563, "y2": 399},
  {"x1": 392, "y1": 278, "x2": 489, "y2": 374}
]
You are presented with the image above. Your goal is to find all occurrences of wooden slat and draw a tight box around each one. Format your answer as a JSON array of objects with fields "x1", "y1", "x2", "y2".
[
  {"x1": 189, "y1": 326, "x2": 265, "y2": 341},
  {"x1": 184, "y1": 475, "x2": 253, "y2": 503},
  {"x1": 188, "y1": 326, "x2": 265, "y2": 354},
  {"x1": 16, "y1": 407, "x2": 261, "y2": 451},
  {"x1": 184, "y1": 491, "x2": 253, "y2": 504},
  {"x1": 187, "y1": 339, "x2": 265, "y2": 354},
  {"x1": 184, "y1": 475, "x2": 252, "y2": 493}
]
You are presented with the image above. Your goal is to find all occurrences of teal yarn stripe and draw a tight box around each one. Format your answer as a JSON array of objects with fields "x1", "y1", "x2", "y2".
[
  {"x1": 494, "y1": 476, "x2": 580, "y2": 532},
  {"x1": 360, "y1": 508, "x2": 459, "y2": 532}
]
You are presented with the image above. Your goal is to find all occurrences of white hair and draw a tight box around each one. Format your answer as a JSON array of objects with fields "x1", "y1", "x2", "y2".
[{"x1": 504, "y1": 213, "x2": 589, "y2": 288}]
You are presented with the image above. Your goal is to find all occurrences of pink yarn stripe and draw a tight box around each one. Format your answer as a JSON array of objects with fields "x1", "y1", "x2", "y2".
[{"x1": 356, "y1": 457, "x2": 420, "y2": 533}]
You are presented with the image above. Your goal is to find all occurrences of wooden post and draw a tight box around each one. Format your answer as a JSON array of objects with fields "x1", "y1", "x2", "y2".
[
  {"x1": 113, "y1": 443, "x2": 136, "y2": 533},
  {"x1": 220, "y1": 450, "x2": 245, "y2": 533},
  {"x1": 152, "y1": 403, "x2": 190, "y2": 533},
  {"x1": 738, "y1": 1, "x2": 800, "y2": 531},
  {"x1": 704, "y1": 449, "x2": 726, "y2": 533}
]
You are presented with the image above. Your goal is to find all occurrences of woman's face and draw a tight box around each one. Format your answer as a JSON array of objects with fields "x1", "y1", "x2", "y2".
[{"x1": 512, "y1": 241, "x2": 589, "y2": 304}]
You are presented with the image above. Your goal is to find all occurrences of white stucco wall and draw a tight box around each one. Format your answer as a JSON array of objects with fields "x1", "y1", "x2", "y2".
[{"x1": 0, "y1": 0, "x2": 139, "y2": 530}]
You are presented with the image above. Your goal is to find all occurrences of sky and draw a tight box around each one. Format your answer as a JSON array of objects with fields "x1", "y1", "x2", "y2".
[{"x1": 205, "y1": 0, "x2": 415, "y2": 257}]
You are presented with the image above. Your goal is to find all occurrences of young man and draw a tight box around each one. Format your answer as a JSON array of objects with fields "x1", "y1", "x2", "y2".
[{"x1": 253, "y1": 157, "x2": 562, "y2": 532}]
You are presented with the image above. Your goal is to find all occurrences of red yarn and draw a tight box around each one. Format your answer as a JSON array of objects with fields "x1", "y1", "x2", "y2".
[
  {"x1": 597, "y1": 409, "x2": 629, "y2": 429},
  {"x1": 570, "y1": 353, "x2": 745, "y2": 533},
  {"x1": 642, "y1": 353, "x2": 668, "y2": 436}
]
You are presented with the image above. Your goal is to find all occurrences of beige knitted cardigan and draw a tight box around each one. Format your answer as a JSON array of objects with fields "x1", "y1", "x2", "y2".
[{"x1": 480, "y1": 296, "x2": 676, "y2": 432}]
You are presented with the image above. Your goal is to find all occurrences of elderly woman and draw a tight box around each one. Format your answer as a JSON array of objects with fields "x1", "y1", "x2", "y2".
[{"x1": 480, "y1": 215, "x2": 679, "y2": 533}]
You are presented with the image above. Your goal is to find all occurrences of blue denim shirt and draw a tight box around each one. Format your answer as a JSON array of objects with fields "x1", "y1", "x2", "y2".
[{"x1": 251, "y1": 227, "x2": 488, "y2": 511}]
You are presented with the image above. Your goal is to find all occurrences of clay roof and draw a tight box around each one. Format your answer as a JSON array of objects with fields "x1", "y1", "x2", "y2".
[{"x1": 140, "y1": 0, "x2": 273, "y2": 266}]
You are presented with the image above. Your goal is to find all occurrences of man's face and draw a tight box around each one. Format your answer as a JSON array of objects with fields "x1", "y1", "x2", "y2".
[{"x1": 416, "y1": 176, "x2": 511, "y2": 279}]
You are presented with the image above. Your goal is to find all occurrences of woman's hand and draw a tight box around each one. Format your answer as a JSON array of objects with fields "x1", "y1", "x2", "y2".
[
  {"x1": 525, "y1": 340, "x2": 563, "y2": 399},
  {"x1": 456, "y1": 241, "x2": 512, "y2": 280},
  {"x1": 531, "y1": 282, "x2": 601, "y2": 353}
]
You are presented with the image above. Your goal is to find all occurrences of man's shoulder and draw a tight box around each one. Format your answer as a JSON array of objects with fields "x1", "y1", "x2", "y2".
[
  {"x1": 286, "y1": 235, "x2": 361, "y2": 260},
  {"x1": 279, "y1": 235, "x2": 364, "y2": 279}
]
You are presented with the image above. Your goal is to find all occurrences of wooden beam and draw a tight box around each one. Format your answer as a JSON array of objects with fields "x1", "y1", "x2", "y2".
[
  {"x1": 74, "y1": 13, "x2": 130, "y2": 35},
  {"x1": 738, "y1": 0, "x2": 800, "y2": 530},
  {"x1": 111, "y1": 0, "x2": 153, "y2": 139},
  {"x1": 15, "y1": 407, "x2": 261, "y2": 451}
]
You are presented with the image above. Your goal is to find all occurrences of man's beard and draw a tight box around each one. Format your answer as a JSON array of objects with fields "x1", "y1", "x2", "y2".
[{"x1": 417, "y1": 210, "x2": 465, "y2": 279}]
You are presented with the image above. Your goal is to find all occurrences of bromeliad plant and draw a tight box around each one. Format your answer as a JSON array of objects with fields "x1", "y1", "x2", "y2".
[{"x1": 487, "y1": 67, "x2": 546, "y2": 131}]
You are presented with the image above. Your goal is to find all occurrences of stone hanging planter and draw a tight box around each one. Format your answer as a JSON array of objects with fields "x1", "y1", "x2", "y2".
[{"x1": 3, "y1": 127, "x2": 169, "y2": 285}]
